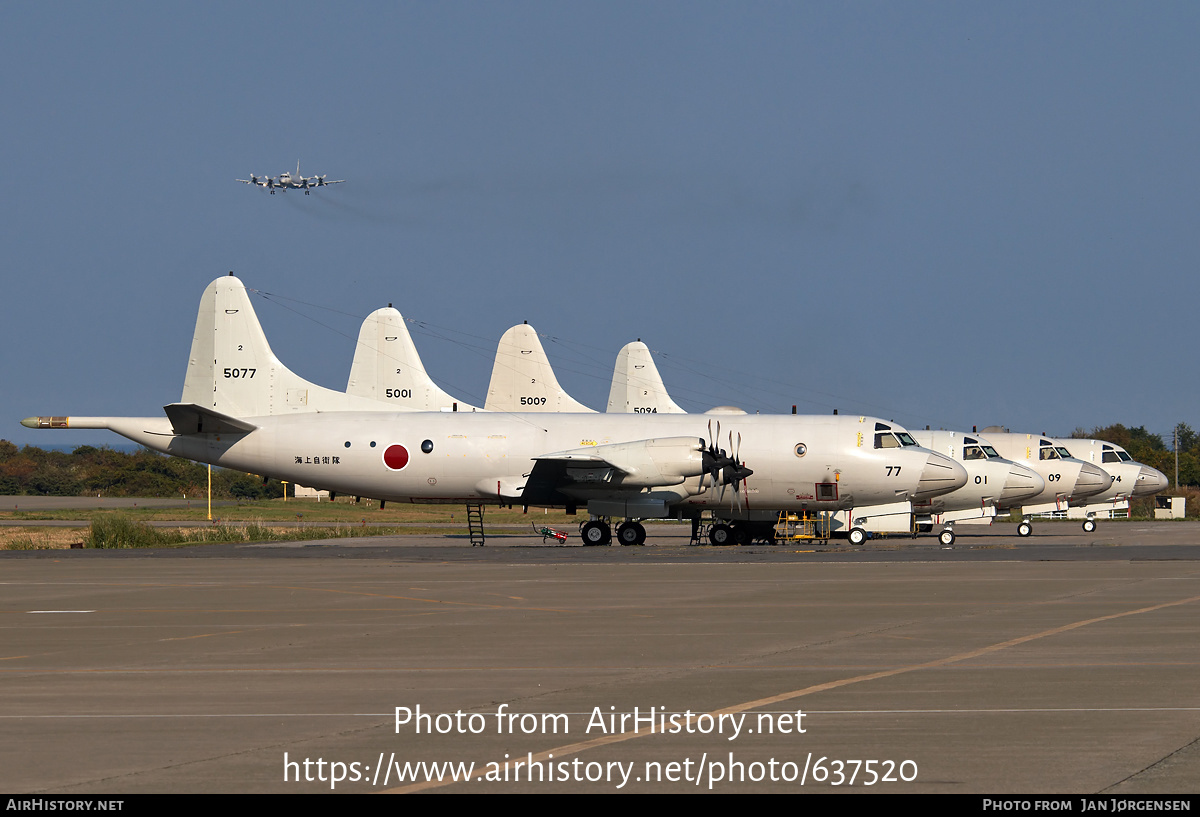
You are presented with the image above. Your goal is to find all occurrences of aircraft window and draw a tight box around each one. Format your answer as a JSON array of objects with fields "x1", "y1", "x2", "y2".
[
  {"x1": 421, "y1": 440, "x2": 434, "y2": 454},
  {"x1": 1118, "y1": 451, "x2": 1132, "y2": 462},
  {"x1": 370, "y1": 441, "x2": 377, "y2": 448},
  {"x1": 897, "y1": 432, "x2": 918, "y2": 446},
  {"x1": 981, "y1": 446, "x2": 1000, "y2": 458},
  {"x1": 1102, "y1": 451, "x2": 1120, "y2": 463},
  {"x1": 794, "y1": 443, "x2": 807, "y2": 458},
  {"x1": 1039, "y1": 448, "x2": 1060, "y2": 460},
  {"x1": 874, "y1": 433, "x2": 900, "y2": 449},
  {"x1": 964, "y1": 437, "x2": 978, "y2": 445},
  {"x1": 1055, "y1": 447, "x2": 1073, "y2": 458},
  {"x1": 963, "y1": 446, "x2": 985, "y2": 460},
  {"x1": 875, "y1": 422, "x2": 891, "y2": 431},
  {"x1": 344, "y1": 441, "x2": 351, "y2": 448}
]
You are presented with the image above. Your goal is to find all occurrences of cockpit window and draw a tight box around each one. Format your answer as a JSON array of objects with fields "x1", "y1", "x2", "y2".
[
  {"x1": 1055, "y1": 447, "x2": 1073, "y2": 458},
  {"x1": 981, "y1": 446, "x2": 1000, "y2": 458},
  {"x1": 897, "y1": 432, "x2": 918, "y2": 447},
  {"x1": 874, "y1": 433, "x2": 900, "y2": 449},
  {"x1": 875, "y1": 422, "x2": 891, "y2": 431},
  {"x1": 1118, "y1": 451, "x2": 1132, "y2": 462},
  {"x1": 963, "y1": 446, "x2": 986, "y2": 460},
  {"x1": 1039, "y1": 447, "x2": 1061, "y2": 460}
]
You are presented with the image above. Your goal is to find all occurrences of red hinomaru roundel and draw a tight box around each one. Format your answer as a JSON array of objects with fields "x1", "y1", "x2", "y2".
[{"x1": 383, "y1": 444, "x2": 409, "y2": 471}]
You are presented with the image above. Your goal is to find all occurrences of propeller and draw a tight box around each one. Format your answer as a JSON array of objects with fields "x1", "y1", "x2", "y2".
[{"x1": 699, "y1": 420, "x2": 753, "y2": 508}]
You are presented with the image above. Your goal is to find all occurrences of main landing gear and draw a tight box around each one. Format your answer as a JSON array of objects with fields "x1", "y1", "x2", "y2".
[
  {"x1": 580, "y1": 518, "x2": 648, "y2": 546},
  {"x1": 617, "y1": 521, "x2": 647, "y2": 546},
  {"x1": 709, "y1": 523, "x2": 734, "y2": 546},
  {"x1": 580, "y1": 520, "x2": 611, "y2": 546}
]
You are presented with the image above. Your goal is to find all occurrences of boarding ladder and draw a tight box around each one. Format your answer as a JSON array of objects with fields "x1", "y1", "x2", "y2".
[{"x1": 466, "y1": 503, "x2": 486, "y2": 547}]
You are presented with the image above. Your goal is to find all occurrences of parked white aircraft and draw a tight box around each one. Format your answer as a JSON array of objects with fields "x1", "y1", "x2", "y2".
[
  {"x1": 976, "y1": 429, "x2": 1113, "y2": 536},
  {"x1": 1051, "y1": 438, "x2": 1168, "y2": 530},
  {"x1": 908, "y1": 430, "x2": 1044, "y2": 545},
  {"x1": 23, "y1": 276, "x2": 969, "y2": 546},
  {"x1": 607, "y1": 341, "x2": 686, "y2": 414},
  {"x1": 599, "y1": 340, "x2": 1049, "y2": 545},
  {"x1": 484, "y1": 323, "x2": 595, "y2": 413},
  {"x1": 828, "y1": 428, "x2": 1045, "y2": 545},
  {"x1": 237, "y1": 162, "x2": 344, "y2": 195},
  {"x1": 346, "y1": 305, "x2": 480, "y2": 412}
]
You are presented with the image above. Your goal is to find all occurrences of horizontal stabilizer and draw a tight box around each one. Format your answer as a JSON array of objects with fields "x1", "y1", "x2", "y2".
[{"x1": 163, "y1": 403, "x2": 258, "y2": 435}]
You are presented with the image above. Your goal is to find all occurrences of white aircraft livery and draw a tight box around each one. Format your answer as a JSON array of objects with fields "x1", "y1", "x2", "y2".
[
  {"x1": 237, "y1": 162, "x2": 343, "y2": 194},
  {"x1": 607, "y1": 341, "x2": 686, "y2": 414},
  {"x1": 23, "y1": 276, "x2": 969, "y2": 546},
  {"x1": 346, "y1": 305, "x2": 480, "y2": 412},
  {"x1": 484, "y1": 323, "x2": 595, "y2": 413},
  {"x1": 977, "y1": 430, "x2": 1114, "y2": 537},
  {"x1": 1050, "y1": 437, "x2": 1168, "y2": 530}
]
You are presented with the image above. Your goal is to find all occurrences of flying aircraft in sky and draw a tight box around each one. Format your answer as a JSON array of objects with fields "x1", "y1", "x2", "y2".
[
  {"x1": 236, "y1": 162, "x2": 343, "y2": 194},
  {"x1": 22, "y1": 274, "x2": 968, "y2": 547}
]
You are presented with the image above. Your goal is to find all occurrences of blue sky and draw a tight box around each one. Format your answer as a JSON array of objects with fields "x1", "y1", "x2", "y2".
[{"x1": 4, "y1": 2, "x2": 1197, "y2": 448}]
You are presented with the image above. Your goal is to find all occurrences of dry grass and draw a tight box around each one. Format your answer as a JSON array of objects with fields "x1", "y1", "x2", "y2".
[{"x1": 1, "y1": 528, "x2": 86, "y2": 550}]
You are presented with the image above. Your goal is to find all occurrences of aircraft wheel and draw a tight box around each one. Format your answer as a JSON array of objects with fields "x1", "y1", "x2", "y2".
[
  {"x1": 1082, "y1": 519, "x2": 1097, "y2": 533},
  {"x1": 617, "y1": 521, "x2": 646, "y2": 546},
  {"x1": 1017, "y1": 521, "x2": 1033, "y2": 538},
  {"x1": 709, "y1": 524, "x2": 734, "y2": 546},
  {"x1": 848, "y1": 527, "x2": 867, "y2": 546},
  {"x1": 732, "y1": 525, "x2": 751, "y2": 546},
  {"x1": 939, "y1": 529, "x2": 956, "y2": 546},
  {"x1": 581, "y1": 521, "x2": 611, "y2": 546}
]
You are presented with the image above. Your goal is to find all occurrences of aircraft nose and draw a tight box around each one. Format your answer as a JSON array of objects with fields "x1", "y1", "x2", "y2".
[
  {"x1": 999, "y1": 463, "x2": 1045, "y2": 504},
  {"x1": 1132, "y1": 465, "x2": 1169, "y2": 497},
  {"x1": 1072, "y1": 462, "x2": 1113, "y2": 499},
  {"x1": 913, "y1": 452, "x2": 968, "y2": 500}
]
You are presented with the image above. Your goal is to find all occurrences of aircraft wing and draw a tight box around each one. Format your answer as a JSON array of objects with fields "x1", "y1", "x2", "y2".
[{"x1": 163, "y1": 403, "x2": 258, "y2": 435}]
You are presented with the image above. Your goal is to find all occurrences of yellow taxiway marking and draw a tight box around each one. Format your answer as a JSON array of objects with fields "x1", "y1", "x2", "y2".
[{"x1": 386, "y1": 592, "x2": 1200, "y2": 792}]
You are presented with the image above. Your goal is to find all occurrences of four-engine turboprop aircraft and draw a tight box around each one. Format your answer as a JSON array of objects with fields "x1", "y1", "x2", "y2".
[
  {"x1": 1050, "y1": 438, "x2": 1169, "y2": 531},
  {"x1": 23, "y1": 276, "x2": 969, "y2": 547},
  {"x1": 829, "y1": 427, "x2": 1045, "y2": 545},
  {"x1": 976, "y1": 430, "x2": 1114, "y2": 537},
  {"x1": 237, "y1": 162, "x2": 344, "y2": 194},
  {"x1": 908, "y1": 431, "x2": 1044, "y2": 545}
]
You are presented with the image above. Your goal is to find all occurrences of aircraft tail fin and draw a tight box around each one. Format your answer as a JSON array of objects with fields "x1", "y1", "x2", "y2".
[
  {"x1": 346, "y1": 306, "x2": 479, "y2": 411},
  {"x1": 484, "y1": 323, "x2": 595, "y2": 412},
  {"x1": 180, "y1": 274, "x2": 390, "y2": 417},
  {"x1": 606, "y1": 341, "x2": 686, "y2": 414}
]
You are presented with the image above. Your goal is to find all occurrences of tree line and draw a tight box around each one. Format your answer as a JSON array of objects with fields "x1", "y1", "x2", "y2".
[{"x1": 0, "y1": 441, "x2": 285, "y2": 499}]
